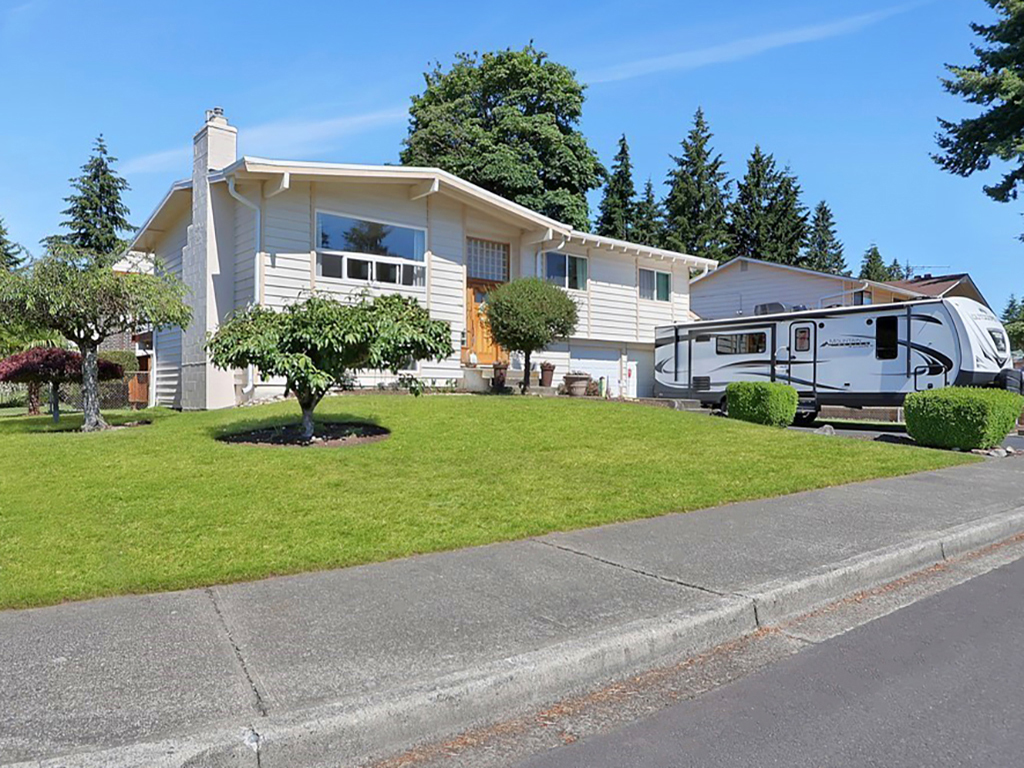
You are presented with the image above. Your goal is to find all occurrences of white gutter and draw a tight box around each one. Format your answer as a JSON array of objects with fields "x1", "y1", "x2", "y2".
[{"x1": 226, "y1": 176, "x2": 262, "y2": 394}]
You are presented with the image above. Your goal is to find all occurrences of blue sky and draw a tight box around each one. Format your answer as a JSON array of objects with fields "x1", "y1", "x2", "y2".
[{"x1": 0, "y1": 0, "x2": 1017, "y2": 310}]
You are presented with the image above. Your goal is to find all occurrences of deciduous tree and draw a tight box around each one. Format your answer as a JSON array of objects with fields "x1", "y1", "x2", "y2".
[
  {"x1": 0, "y1": 346, "x2": 122, "y2": 423},
  {"x1": 484, "y1": 278, "x2": 577, "y2": 394},
  {"x1": 206, "y1": 293, "x2": 452, "y2": 441},
  {"x1": 401, "y1": 45, "x2": 604, "y2": 230},
  {"x1": 595, "y1": 134, "x2": 637, "y2": 240}
]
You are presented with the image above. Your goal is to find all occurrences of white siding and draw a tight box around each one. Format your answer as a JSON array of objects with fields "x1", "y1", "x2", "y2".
[
  {"x1": 691, "y1": 260, "x2": 860, "y2": 319},
  {"x1": 262, "y1": 182, "x2": 313, "y2": 309},
  {"x1": 152, "y1": 214, "x2": 189, "y2": 408},
  {"x1": 587, "y1": 251, "x2": 638, "y2": 343},
  {"x1": 421, "y1": 195, "x2": 464, "y2": 380},
  {"x1": 233, "y1": 182, "x2": 258, "y2": 311}
]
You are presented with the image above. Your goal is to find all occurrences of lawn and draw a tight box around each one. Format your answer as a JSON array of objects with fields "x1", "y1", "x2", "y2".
[{"x1": 0, "y1": 395, "x2": 974, "y2": 609}]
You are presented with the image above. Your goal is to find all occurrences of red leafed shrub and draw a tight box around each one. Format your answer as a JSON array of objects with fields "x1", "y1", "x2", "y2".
[{"x1": 0, "y1": 347, "x2": 123, "y2": 384}]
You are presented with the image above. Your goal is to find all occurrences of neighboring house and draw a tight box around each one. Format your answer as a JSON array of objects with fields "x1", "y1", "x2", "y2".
[
  {"x1": 882, "y1": 273, "x2": 989, "y2": 306},
  {"x1": 129, "y1": 109, "x2": 717, "y2": 409},
  {"x1": 690, "y1": 257, "x2": 988, "y2": 320}
]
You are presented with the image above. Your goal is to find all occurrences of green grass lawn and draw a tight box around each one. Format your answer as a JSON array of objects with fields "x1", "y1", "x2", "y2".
[{"x1": 0, "y1": 395, "x2": 974, "y2": 609}]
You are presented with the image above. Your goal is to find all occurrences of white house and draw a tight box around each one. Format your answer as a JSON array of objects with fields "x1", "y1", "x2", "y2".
[
  {"x1": 689, "y1": 257, "x2": 989, "y2": 320},
  {"x1": 129, "y1": 109, "x2": 717, "y2": 409}
]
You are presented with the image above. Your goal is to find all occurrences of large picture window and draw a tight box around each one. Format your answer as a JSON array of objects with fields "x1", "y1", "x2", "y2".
[
  {"x1": 545, "y1": 252, "x2": 588, "y2": 290},
  {"x1": 316, "y1": 212, "x2": 426, "y2": 287},
  {"x1": 716, "y1": 333, "x2": 767, "y2": 355},
  {"x1": 639, "y1": 268, "x2": 671, "y2": 302}
]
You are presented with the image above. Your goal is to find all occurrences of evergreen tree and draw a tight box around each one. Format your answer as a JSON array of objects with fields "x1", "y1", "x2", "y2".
[
  {"x1": 859, "y1": 245, "x2": 889, "y2": 281},
  {"x1": 802, "y1": 201, "x2": 847, "y2": 274},
  {"x1": 53, "y1": 136, "x2": 133, "y2": 258},
  {"x1": 1003, "y1": 293, "x2": 1021, "y2": 323},
  {"x1": 401, "y1": 46, "x2": 604, "y2": 230},
  {"x1": 887, "y1": 258, "x2": 906, "y2": 281},
  {"x1": 632, "y1": 179, "x2": 664, "y2": 247},
  {"x1": 663, "y1": 108, "x2": 731, "y2": 260},
  {"x1": 728, "y1": 146, "x2": 808, "y2": 265},
  {"x1": 934, "y1": 1, "x2": 1024, "y2": 239},
  {"x1": 595, "y1": 134, "x2": 637, "y2": 240},
  {"x1": 0, "y1": 217, "x2": 25, "y2": 271}
]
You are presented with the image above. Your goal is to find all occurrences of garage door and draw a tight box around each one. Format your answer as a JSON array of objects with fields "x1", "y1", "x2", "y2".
[{"x1": 570, "y1": 343, "x2": 623, "y2": 397}]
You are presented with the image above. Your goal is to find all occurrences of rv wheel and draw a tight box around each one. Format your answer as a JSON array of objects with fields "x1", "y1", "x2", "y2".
[{"x1": 792, "y1": 411, "x2": 819, "y2": 427}]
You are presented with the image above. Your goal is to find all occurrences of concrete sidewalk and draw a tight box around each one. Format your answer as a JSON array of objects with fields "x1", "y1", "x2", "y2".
[{"x1": 3, "y1": 458, "x2": 1024, "y2": 767}]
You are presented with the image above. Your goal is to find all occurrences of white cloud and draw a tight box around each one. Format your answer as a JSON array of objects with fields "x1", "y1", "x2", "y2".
[
  {"x1": 586, "y1": 3, "x2": 925, "y2": 84},
  {"x1": 122, "y1": 106, "x2": 408, "y2": 175}
]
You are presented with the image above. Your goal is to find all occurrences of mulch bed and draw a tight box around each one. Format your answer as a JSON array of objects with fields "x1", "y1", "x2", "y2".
[{"x1": 218, "y1": 421, "x2": 390, "y2": 448}]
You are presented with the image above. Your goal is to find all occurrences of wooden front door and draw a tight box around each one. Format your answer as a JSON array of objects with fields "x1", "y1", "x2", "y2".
[{"x1": 464, "y1": 278, "x2": 508, "y2": 366}]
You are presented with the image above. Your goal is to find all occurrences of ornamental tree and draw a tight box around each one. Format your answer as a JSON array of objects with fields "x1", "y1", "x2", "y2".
[
  {"x1": 0, "y1": 346, "x2": 122, "y2": 423},
  {"x1": 206, "y1": 293, "x2": 452, "y2": 441},
  {"x1": 0, "y1": 244, "x2": 191, "y2": 431},
  {"x1": 484, "y1": 277, "x2": 578, "y2": 394}
]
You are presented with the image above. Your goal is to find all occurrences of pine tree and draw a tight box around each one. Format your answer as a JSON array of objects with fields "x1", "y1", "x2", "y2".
[
  {"x1": 728, "y1": 146, "x2": 808, "y2": 265},
  {"x1": 53, "y1": 135, "x2": 132, "y2": 259},
  {"x1": 663, "y1": 108, "x2": 731, "y2": 260},
  {"x1": 1003, "y1": 294, "x2": 1021, "y2": 323},
  {"x1": 595, "y1": 134, "x2": 637, "y2": 240},
  {"x1": 632, "y1": 179, "x2": 664, "y2": 247},
  {"x1": 887, "y1": 259, "x2": 906, "y2": 281},
  {"x1": 803, "y1": 201, "x2": 847, "y2": 274},
  {"x1": 859, "y1": 245, "x2": 889, "y2": 281},
  {"x1": 0, "y1": 216, "x2": 25, "y2": 270}
]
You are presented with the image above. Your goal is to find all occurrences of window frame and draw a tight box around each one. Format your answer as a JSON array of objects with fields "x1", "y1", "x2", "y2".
[
  {"x1": 639, "y1": 267, "x2": 672, "y2": 303},
  {"x1": 715, "y1": 332, "x2": 768, "y2": 356},
  {"x1": 544, "y1": 251, "x2": 589, "y2": 292},
  {"x1": 315, "y1": 209, "x2": 428, "y2": 289}
]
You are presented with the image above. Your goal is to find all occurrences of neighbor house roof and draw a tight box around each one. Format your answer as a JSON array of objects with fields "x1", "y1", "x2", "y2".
[
  {"x1": 131, "y1": 158, "x2": 718, "y2": 270},
  {"x1": 689, "y1": 256, "x2": 923, "y2": 299},
  {"x1": 884, "y1": 273, "x2": 989, "y2": 307}
]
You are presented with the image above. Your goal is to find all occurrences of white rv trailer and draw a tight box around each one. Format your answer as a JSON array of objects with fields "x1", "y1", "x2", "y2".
[{"x1": 654, "y1": 297, "x2": 1020, "y2": 420}]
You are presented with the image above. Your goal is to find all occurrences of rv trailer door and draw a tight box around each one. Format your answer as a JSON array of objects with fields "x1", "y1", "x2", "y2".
[{"x1": 786, "y1": 322, "x2": 817, "y2": 393}]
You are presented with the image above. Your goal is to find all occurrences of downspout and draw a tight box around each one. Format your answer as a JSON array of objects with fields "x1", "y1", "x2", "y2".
[{"x1": 226, "y1": 176, "x2": 261, "y2": 394}]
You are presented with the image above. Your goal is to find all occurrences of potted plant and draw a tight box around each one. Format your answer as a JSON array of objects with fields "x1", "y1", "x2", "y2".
[
  {"x1": 563, "y1": 370, "x2": 591, "y2": 397},
  {"x1": 539, "y1": 361, "x2": 555, "y2": 388}
]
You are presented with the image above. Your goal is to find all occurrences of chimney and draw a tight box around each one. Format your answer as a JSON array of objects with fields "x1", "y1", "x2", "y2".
[{"x1": 180, "y1": 108, "x2": 239, "y2": 410}]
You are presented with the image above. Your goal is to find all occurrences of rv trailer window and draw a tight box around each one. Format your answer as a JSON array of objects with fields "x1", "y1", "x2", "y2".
[
  {"x1": 716, "y1": 333, "x2": 767, "y2": 355},
  {"x1": 794, "y1": 327, "x2": 811, "y2": 352},
  {"x1": 876, "y1": 316, "x2": 899, "y2": 360},
  {"x1": 988, "y1": 329, "x2": 1007, "y2": 354}
]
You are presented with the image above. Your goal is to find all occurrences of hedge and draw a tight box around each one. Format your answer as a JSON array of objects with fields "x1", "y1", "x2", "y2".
[
  {"x1": 98, "y1": 350, "x2": 140, "y2": 374},
  {"x1": 905, "y1": 387, "x2": 1024, "y2": 450},
  {"x1": 726, "y1": 381, "x2": 798, "y2": 427}
]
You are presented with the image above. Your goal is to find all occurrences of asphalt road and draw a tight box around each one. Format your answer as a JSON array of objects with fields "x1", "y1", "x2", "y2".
[{"x1": 517, "y1": 555, "x2": 1024, "y2": 768}]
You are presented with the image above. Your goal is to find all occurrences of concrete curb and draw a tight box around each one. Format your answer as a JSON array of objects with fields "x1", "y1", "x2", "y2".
[{"x1": 15, "y1": 505, "x2": 1024, "y2": 768}]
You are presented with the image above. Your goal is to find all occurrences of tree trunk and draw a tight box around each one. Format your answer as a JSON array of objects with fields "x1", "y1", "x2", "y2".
[
  {"x1": 521, "y1": 349, "x2": 532, "y2": 394},
  {"x1": 50, "y1": 381, "x2": 60, "y2": 424},
  {"x1": 79, "y1": 343, "x2": 108, "y2": 432},
  {"x1": 300, "y1": 404, "x2": 316, "y2": 442},
  {"x1": 26, "y1": 382, "x2": 41, "y2": 415}
]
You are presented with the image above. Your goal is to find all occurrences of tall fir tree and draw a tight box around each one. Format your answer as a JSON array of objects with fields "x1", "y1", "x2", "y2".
[
  {"x1": 887, "y1": 259, "x2": 906, "y2": 281},
  {"x1": 728, "y1": 146, "x2": 808, "y2": 265},
  {"x1": 595, "y1": 134, "x2": 637, "y2": 240},
  {"x1": 52, "y1": 135, "x2": 133, "y2": 258},
  {"x1": 0, "y1": 216, "x2": 25, "y2": 271},
  {"x1": 1003, "y1": 293, "x2": 1021, "y2": 323},
  {"x1": 803, "y1": 201, "x2": 847, "y2": 274},
  {"x1": 632, "y1": 178, "x2": 664, "y2": 247},
  {"x1": 663, "y1": 108, "x2": 731, "y2": 260},
  {"x1": 859, "y1": 245, "x2": 889, "y2": 281}
]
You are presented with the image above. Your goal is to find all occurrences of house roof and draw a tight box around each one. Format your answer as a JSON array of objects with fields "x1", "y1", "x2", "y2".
[
  {"x1": 689, "y1": 256, "x2": 922, "y2": 298},
  {"x1": 131, "y1": 157, "x2": 718, "y2": 270},
  {"x1": 884, "y1": 274, "x2": 967, "y2": 296},
  {"x1": 130, "y1": 179, "x2": 192, "y2": 252}
]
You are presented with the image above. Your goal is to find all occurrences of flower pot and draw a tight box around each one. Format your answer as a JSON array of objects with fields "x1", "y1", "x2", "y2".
[
  {"x1": 491, "y1": 362, "x2": 509, "y2": 392},
  {"x1": 539, "y1": 362, "x2": 555, "y2": 388},
  {"x1": 563, "y1": 374, "x2": 590, "y2": 397}
]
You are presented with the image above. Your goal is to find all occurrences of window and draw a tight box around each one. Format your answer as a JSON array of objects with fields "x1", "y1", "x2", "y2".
[
  {"x1": 854, "y1": 291, "x2": 873, "y2": 306},
  {"x1": 639, "y1": 268, "x2": 671, "y2": 302},
  {"x1": 545, "y1": 252, "x2": 588, "y2": 290},
  {"x1": 716, "y1": 333, "x2": 767, "y2": 355},
  {"x1": 876, "y1": 315, "x2": 899, "y2": 360},
  {"x1": 989, "y1": 329, "x2": 1008, "y2": 354},
  {"x1": 315, "y1": 211, "x2": 427, "y2": 287},
  {"x1": 794, "y1": 327, "x2": 811, "y2": 352},
  {"x1": 467, "y1": 238, "x2": 509, "y2": 281}
]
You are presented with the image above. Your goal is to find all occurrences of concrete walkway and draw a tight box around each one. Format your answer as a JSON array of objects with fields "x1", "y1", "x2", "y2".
[{"x1": 3, "y1": 458, "x2": 1024, "y2": 767}]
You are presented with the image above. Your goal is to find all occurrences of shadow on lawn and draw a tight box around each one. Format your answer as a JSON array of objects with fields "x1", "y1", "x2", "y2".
[
  {"x1": 0, "y1": 411, "x2": 153, "y2": 435},
  {"x1": 207, "y1": 411, "x2": 384, "y2": 446}
]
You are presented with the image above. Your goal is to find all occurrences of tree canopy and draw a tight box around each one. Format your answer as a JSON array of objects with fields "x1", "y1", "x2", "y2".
[
  {"x1": 0, "y1": 346, "x2": 123, "y2": 423},
  {"x1": 632, "y1": 179, "x2": 664, "y2": 248},
  {"x1": 595, "y1": 134, "x2": 637, "y2": 240},
  {"x1": 803, "y1": 201, "x2": 847, "y2": 275},
  {"x1": 400, "y1": 45, "x2": 604, "y2": 230},
  {"x1": 484, "y1": 277, "x2": 578, "y2": 393},
  {"x1": 663, "y1": 108, "x2": 731, "y2": 260},
  {"x1": 728, "y1": 146, "x2": 808, "y2": 265},
  {"x1": 934, "y1": 1, "x2": 1024, "y2": 239},
  {"x1": 51, "y1": 136, "x2": 132, "y2": 255},
  {"x1": 206, "y1": 293, "x2": 452, "y2": 440},
  {"x1": 0, "y1": 217, "x2": 25, "y2": 271},
  {"x1": 858, "y1": 245, "x2": 889, "y2": 281}
]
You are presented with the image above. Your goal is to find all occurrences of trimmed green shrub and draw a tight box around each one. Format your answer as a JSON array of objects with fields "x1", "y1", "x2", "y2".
[
  {"x1": 99, "y1": 350, "x2": 140, "y2": 374},
  {"x1": 726, "y1": 381, "x2": 798, "y2": 427},
  {"x1": 905, "y1": 387, "x2": 1023, "y2": 450}
]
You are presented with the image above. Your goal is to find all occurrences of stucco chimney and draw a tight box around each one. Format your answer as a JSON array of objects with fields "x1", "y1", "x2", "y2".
[{"x1": 180, "y1": 108, "x2": 239, "y2": 410}]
